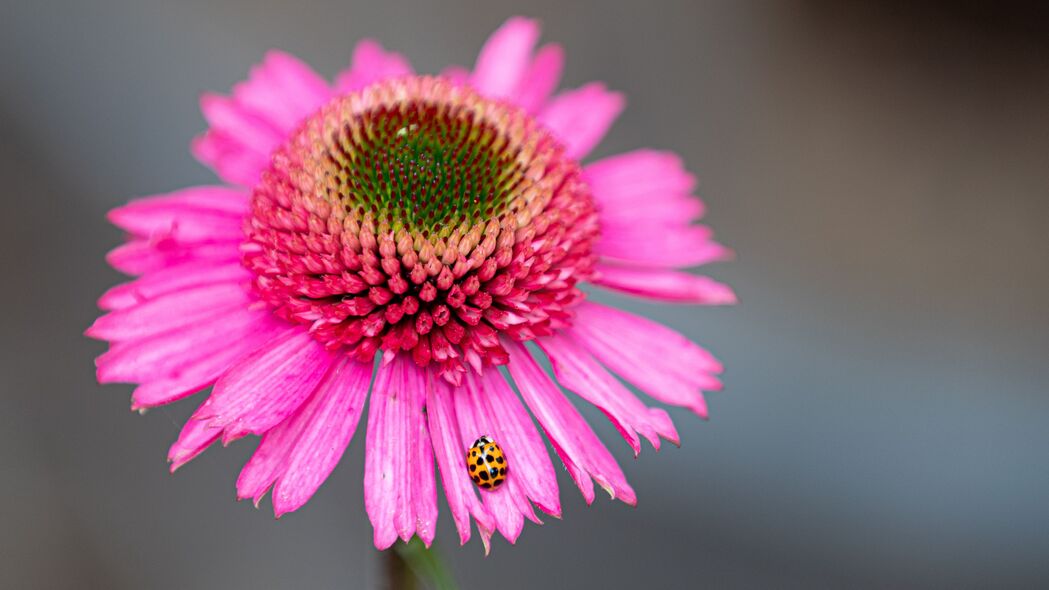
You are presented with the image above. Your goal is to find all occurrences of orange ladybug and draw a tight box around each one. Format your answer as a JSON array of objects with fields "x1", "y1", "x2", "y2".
[{"x1": 467, "y1": 435, "x2": 507, "y2": 490}]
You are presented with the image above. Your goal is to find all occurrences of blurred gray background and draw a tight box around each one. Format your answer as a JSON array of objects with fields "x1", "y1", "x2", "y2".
[{"x1": 2, "y1": 1, "x2": 1047, "y2": 588}]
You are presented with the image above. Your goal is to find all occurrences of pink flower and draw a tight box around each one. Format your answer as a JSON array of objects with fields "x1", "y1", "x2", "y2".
[{"x1": 89, "y1": 16, "x2": 735, "y2": 552}]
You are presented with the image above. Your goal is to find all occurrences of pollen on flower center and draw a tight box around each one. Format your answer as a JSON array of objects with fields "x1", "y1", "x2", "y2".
[{"x1": 244, "y1": 76, "x2": 599, "y2": 384}]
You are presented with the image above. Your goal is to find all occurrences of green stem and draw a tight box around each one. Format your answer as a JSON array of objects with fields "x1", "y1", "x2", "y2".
[
  {"x1": 385, "y1": 537, "x2": 458, "y2": 590},
  {"x1": 382, "y1": 547, "x2": 416, "y2": 590}
]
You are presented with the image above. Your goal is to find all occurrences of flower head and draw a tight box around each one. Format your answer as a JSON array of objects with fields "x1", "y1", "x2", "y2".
[
  {"x1": 246, "y1": 77, "x2": 598, "y2": 383},
  {"x1": 89, "y1": 17, "x2": 735, "y2": 551}
]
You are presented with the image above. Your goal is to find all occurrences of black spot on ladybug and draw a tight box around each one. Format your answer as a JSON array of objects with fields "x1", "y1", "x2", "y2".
[
  {"x1": 489, "y1": 468, "x2": 498, "y2": 476},
  {"x1": 500, "y1": 468, "x2": 506, "y2": 475},
  {"x1": 479, "y1": 471, "x2": 490, "y2": 481},
  {"x1": 496, "y1": 456, "x2": 504, "y2": 464},
  {"x1": 469, "y1": 464, "x2": 476, "y2": 472},
  {"x1": 481, "y1": 483, "x2": 492, "y2": 489},
  {"x1": 475, "y1": 458, "x2": 485, "y2": 466}
]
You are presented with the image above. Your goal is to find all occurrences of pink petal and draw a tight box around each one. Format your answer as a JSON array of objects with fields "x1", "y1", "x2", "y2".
[
  {"x1": 99, "y1": 261, "x2": 249, "y2": 310},
  {"x1": 236, "y1": 357, "x2": 372, "y2": 516},
  {"x1": 95, "y1": 307, "x2": 284, "y2": 409},
  {"x1": 271, "y1": 358, "x2": 372, "y2": 516},
  {"x1": 107, "y1": 186, "x2": 248, "y2": 245},
  {"x1": 193, "y1": 50, "x2": 333, "y2": 188},
  {"x1": 86, "y1": 282, "x2": 251, "y2": 342},
  {"x1": 504, "y1": 341, "x2": 635, "y2": 505},
  {"x1": 539, "y1": 334, "x2": 679, "y2": 454},
  {"x1": 582, "y1": 149, "x2": 732, "y2": 268},
  {"x1": 584, "y1": 150, "x2": 696, "y2": 204},
  {"x1": 364, "y1": 355, "x2": 437, "y2": 549},
  {"x1": 200, "y1": 93, "x2": 283, "y2": 153},
  {"x1": 513, "y1": 43, "x2": 564, "y2": 114},
  {"x1": 453, "y1": 371, "x2": 538, "y2": 544},
  {"x1": 233, "y1": 50, "x2": 332, "y2": 134},
  {"x1": 596, "y1": 225, "x2": 732, "y2": 268},
  {"x1": 129, "y1": 315, "x2": 285, "y2": 410},
  {"x1": 538, "y1": 83, "x2": 624, "y2": 159},
  {"x1": 568, "y1": 302, "x2": 723, "y2": 418},
  {"x1": 472, "y1": 368, "x2": 560, "y2": 517},
  {"x1": 235, "y1": 395, "x2": 310, "y2": 505},
  {"x1": 105, "y1": 238, "x2": 241, "y2": 276},
  {"x1": 112, "y1": 185, "x2": 249, "y2": 217},
  {"x1": 191, "y1": 131, "x2": 269, "y2": 189},
  {"x1": 334, "y1": 40, "x2": 413, "y2": 94},
  {"x1": 426, "y1": 377, "x2": 495, "y2": 548},
  {"x1": 196, "y1": 327, "x2": 338, "y2": 442},
  {"x1": 168, "y1": 401, "x2": 223, "y2": 472},
  {"x1": 470, "y1": 17, "x2": 541, "y2": 101},
  {"x1": 592, "y1": 264, "x2": 738, "y2": 305},
  {"x1": 596, "y1": 198, "x2": 705, "y2": 228}
]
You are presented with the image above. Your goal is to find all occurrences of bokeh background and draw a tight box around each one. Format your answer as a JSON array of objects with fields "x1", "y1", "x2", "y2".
[{"x1": 2, "y1": 1, "x2": 1047, "y2": 588}]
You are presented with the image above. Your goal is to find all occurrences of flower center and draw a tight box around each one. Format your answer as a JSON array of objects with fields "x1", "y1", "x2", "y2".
[
  {"x1": 323, "y1": 96, "x2": 521, "y2": 235},
  {"x1": 244, "y1": 76, "x2": 598, "y2": 384}
]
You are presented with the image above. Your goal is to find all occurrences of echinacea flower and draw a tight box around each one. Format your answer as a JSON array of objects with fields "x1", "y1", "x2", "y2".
[{"x1": 89, "y1": 17, "x2": 735, "y2": 551}]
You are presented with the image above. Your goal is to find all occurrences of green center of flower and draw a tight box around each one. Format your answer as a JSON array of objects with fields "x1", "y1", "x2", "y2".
[{"x1": 320, "y1": 100, "x2": 526, "y2": 237}]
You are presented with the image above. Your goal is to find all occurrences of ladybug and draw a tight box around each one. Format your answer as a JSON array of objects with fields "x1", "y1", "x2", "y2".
[{"x1": 467, "y1": 435, "x2": 507, "y2": 490}]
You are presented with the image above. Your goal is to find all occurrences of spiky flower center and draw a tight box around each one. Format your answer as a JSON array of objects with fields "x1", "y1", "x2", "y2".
[
  {"x1": 324, "y1": 100, "x2": 522, "y2": 234},
  {"x1": 245, "y1": 77, "x2": 598, "y2": 384}
]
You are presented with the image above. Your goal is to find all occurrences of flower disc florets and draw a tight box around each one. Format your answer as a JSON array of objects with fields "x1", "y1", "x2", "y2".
[{"x1": 244, "y1": 76, "x2": 599, "y2": 384}]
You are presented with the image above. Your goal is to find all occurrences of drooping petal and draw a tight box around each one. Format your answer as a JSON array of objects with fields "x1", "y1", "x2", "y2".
[
  {"x1": 99, "y1": 261, "x2": 249, "y2": 310},
  {"x1": 86, "y1": 282, "x2": 251, "y2": 342},
  {"x1": 452, "y1": 371, "x2": 538, "y2": 544},
  {"x1": 236, "y1": 357, "x2": 372, "y2": 516},
  {"x1": 334, "y1": 40, "x2": 413, "y2": 94},
  {"x1": 504, "y1": 341, "x2": 635, "y2": 505},
  {"x1": 364, "y1": 355, "x2": 437, "y2": 549},
  {"x1": 568, "y1": 302, "x2": 722, "y2": 417},
  {"x1": 196, "y1": 327, "x2": 338, "y2": 442},
  {"x1": 426, "y1": 376, "x2": 495, "y2": 548},
  {"x1": 592, "y1": 264, "x2": 738, "y2": 305},
  {"x1": 539, "y1": 334, "x2": 679, "y2": 454},
  {"x1": 168, "y1": 402, "x2": 223, "y2": 472},
  {"x1": 234, "y1": 395, "x2": 310, "y2": 506},
  {"x1": 451, "y1": 368, "x2": 561, "y2": 544},
  {"x1": 473, "y1": 368, "x2": 560, "y2": 517},
  {"x1": 470, "y1": 17, "x2": 541, "y2": 100},
  {"x1": 538, "y1": 83, "x2": 624, "y2": 159},
  {"x1": 272, "y1": 358, "x2": 372, "y2": 516}
]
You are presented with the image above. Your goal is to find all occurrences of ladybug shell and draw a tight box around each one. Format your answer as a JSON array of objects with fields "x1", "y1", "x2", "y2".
[{"x1": 467, "y1": 436, "x2": 507, "y2": 490}]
